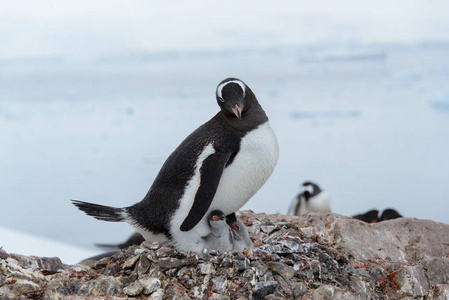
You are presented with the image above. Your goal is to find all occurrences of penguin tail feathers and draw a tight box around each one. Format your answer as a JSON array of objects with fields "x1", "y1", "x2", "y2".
[{"x1": 71, "y1": 199, "x2": 126, "y2": 222}]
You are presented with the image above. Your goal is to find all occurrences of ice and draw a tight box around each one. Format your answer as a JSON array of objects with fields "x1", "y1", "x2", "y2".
[
  {"x1": 0, "y1": 226, "x2": 100, "y2": 265},
  {"x1": 299, "y1": 47, "x2": 387, "y2": 63},
  {"x1": 430, "y1": 94, "x2": 449, "y2": 111},
  {"x1": 291, "y1": 109, "x2": 361, "y2": 119}
]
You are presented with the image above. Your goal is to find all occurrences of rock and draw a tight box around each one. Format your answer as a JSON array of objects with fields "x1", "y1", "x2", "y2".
[
  {"x1": 267, "y1": 261, "x2": 295, "y2": 281},
  {"x1": 44, "y1": 278, "x2": 71, "y2": 298},
  {"x1": 251, "y1": 281, "x2": 278, "y2": 300},
  {"x1": 426, "y1": 284, "x2": 449, "y2": 299},
  {"x1": 147, "y1": 288, "x2": 164, "y2": 300},
  {"x1": 141, "y1": 277, "x2": 161, "y2": 295},
  {"x1": 0, "y1": 248, "x2": 8, "y2": 259},
  {"x1": 122, "y1": 255, "x2": 139, "y2": 269},
  {"x1": 212, "y1": 275, "x2": 227, "y2": 294},
  {"x1": 292, "y1": 282, "x2": 308, "y2": 298},
  {"x1": 157, "y1": 257, "x2": 196, "y2": 272},
  {"x1": 198, "y1": 262, "x2": 214, "y2": 275},
  {"x1": 123, "y1": 280, "x2": 144, "y2": 296},
  {"x1": 78, "y1": 276, "x2": 122, "y2": 296},
  {"x1": 2, "y1": 211, "x2": 449, "y2": 299},
  {"x1": 307, "y1": 285, "x2": 359, "y2": 300}
]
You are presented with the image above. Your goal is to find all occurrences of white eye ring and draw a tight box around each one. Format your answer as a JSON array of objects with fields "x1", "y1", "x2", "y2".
[{"x1": 217, "y1": 79, "x2": 246, "y2": 100}]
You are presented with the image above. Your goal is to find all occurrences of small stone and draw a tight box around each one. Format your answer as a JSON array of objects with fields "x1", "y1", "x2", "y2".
[
  {"x1": 245, "y1": 248, "x2": 254, "y2": 259},
  {"x1": 165, "y1": 282, "x2": 188, "y2": 299},
  {"x1": 147, "y1": 288, "x2": 164, "y2": 300},
  {"x1": 426, "y1": 284, "x2": 449, "y2": 299},
  {"x1": 144, "y1": 241, "x2": 160, "y2": 250},
  {"x1": 267, "y1": 262, "x2": 295, "y2": 281},
  {"x1": 44, "y1": 278, "x2": 71, "y2": 297},
  {"x1": 78, "y1": 276, "x2": 122, "y2": 296},
  {"x1": 252, "y1": 261, "x2": 268, "y2": 277},
  {"x1": 122, "y1": 255, "x2": 139, "y2": 269},
  {"x1": 251, "y1": 281, "x2": 278, "y2": 300},
  {"x1": 141, "y1": 277, "x2": 161, "y2": 295},
  {"x1": 147, "y1": 251, "x2": 158, "y2": 262},
  {"x1": 179, "y1": 276, "x2": 196, "y2": 289},
  {"x1": 279, "y1": 240, "x2": 304, "y2": 253},
  {"x1": 220, "y1": 257, "x2": 234, "y2": 268},
  {"x1": 209, "y1": 292, "x2": 231, "y2": 300},
  {"x1": 156, "y1": 246, "x2": 176, "y2": 258},
  {"x1": 292, "y1": 282, "x2": 308, "y2": 298},
  {"x1": 8, "y1": 279, "x2": 42, "y2": 295},
  {"x1": 274, "y1": 275, "x2": 291, "y2": 297},
  {"x1": 192, "y1": 284, "x2": 208, "y2": 298},
  {"x1": 157, "y1": 257, "x2": 196, "y2": 272},
  {"x1": 177, "y1": 266, "x2": 191, "y2": 277},
  {"x1": 134, "y1": 248, "x2": 147, "y2": 255},
  {"x1": 212, "y1": 276, "x2": 228, "y2": 294},
  {"x1": 208, "y1": 249, "x2": 220, "y2": 256},
  {"x1": 198, "y1": 262, "x2": 213, "y2": 275},
  {"x1": 0, "y1": 248, "x2": 8, "y2": 259},
  {"x1": 235, "y1": 258, "x2": 250, "y2": 272},
  {"x1": 234, "y1": 252, "x2": 245, "y2": 260},
  {"x1": 137, "y1": 254, "x2": 152, "y2": 275},
  {"x1": 242, "y1": 268, "x2": 255, "y2": 280},
  {"x1": 310, "y1": 260, "x2": 322, "y2": 275},
  {"x1": 123, "y1": 280, "x2": 144, "y2": 296}
]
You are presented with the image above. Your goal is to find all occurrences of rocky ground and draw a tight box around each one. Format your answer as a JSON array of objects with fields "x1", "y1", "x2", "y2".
[{"x1": 1, "y1": 211, "x2": 449, "y2": 299}]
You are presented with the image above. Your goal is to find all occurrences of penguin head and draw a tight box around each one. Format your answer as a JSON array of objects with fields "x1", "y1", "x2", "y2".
[
  {"x1": 300, "y1": 181, "x2": 322, "y2": 200},
  {"x1": 208, "y1": 210, "x2": 227, "y2": 229},
  {"x1": 216, "y1": 78, "x2": 253, "y2": 120}
]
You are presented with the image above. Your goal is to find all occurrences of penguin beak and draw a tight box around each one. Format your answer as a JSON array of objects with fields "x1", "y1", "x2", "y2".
[
  {"x1": 231, "y1": 104, "x2": 242, "y2": 120},
  {"x1": 212, "y1": 216, "x2": 220, "y2": 222}
]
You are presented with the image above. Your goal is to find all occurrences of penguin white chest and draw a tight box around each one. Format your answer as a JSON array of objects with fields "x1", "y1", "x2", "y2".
[{"x1": 212, "y1": 122, "x2": 279, "y2": 214}]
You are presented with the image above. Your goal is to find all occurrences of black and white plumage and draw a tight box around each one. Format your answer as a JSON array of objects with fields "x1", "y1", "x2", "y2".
[
  {"x1": 379, "y1": 209, "x2": 402, "y2": 221},
  {"x1": 73, "y1": 77, "x2": 278, "y2": 252},
  {"x1": 352, "y1": 209, "x2": 380, "y2": 223},
  {"x1": 352, "y1": 208, "x2": 403, "y2": 223},
  {"x1": 287, "y1": 181, "x2": 331, "y2": 216}
]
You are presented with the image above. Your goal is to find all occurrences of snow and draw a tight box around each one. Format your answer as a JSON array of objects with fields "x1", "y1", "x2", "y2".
[
  {"x1": 0, "y1": 226, "x2": 100, "y2": 265},
  {"x1": 1, "y1": 1, "x2": 449, "y2": 262}
]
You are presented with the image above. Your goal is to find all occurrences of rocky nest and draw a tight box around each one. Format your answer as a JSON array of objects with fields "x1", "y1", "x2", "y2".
[{"x1": 1, "y1": 211, "x2": 449, "y2": 299}]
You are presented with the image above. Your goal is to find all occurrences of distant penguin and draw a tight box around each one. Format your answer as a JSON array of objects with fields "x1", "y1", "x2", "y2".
[
  {"x1": 73, "y1": 78, "x2": 279, "y2": 252},
  {"x1": 352, "y1": 209, "x2": 379, "y2": 223},
  {"x1": 352, "y1": 208, "x2": 402, "y2": 223},
  {"x1": 287, "y1": 182, "x2": 331, "y2": 216},
  {"x1": 379, "y1": 209, "x2": 402, "y2": 221}
]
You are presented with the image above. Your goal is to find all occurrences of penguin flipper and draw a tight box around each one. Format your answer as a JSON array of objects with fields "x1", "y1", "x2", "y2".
[
  {"x1": 180, "y1": 151, "x2": 232, "y2": 232},
  {"x1": 72, "y1": 200, "x2": 126, "y2": 222}
]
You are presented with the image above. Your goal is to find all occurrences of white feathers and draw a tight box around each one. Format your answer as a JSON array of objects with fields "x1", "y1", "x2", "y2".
[
  {"x1": 169, "y1": 143, "x2": 216, "y2": 252},
  {"x1": 168, "y1": 122, "x2": 278, "y2": 252},
  {"x1": 216, "y1": 79, "x2": 246, "y2": 100},
  {"x1": 287, "y1": 191, "x2": 331, "y2": 216},
  {"x1": 210, "y1": 122, "x2": 279, "y2": 214}
]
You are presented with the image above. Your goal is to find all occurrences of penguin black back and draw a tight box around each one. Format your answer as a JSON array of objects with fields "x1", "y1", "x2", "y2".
[{"x1": 72, "y1": 77, "x2": 278, "y2": 252}]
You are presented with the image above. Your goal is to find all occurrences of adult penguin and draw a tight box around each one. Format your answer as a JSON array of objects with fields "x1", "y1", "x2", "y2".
[{"x1": 73, "y1": 78, "x2": 279, "y2": 252}]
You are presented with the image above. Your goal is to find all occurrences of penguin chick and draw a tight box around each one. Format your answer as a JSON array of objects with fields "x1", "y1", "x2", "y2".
[{"x1": 203, "y1": 210, "x2": 253, "y2": 251}]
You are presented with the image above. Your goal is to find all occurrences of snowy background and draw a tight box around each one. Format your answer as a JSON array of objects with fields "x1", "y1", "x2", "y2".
[{"x1": 1, "y1": 0, "x2": 449, "y2": 263}]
